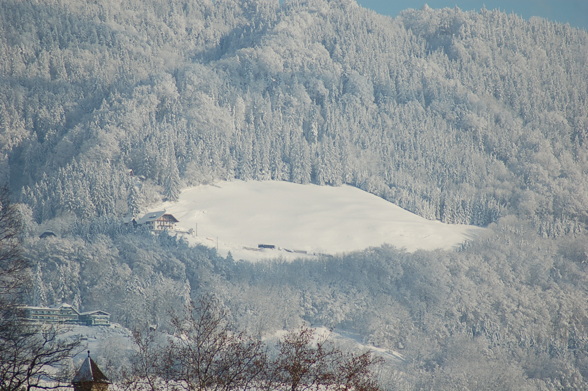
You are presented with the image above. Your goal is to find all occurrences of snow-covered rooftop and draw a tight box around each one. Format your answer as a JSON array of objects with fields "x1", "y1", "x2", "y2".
[
  {"x1": 136, "y1": 210, "x2": 166, "y2": 224},
  {"x1": 72, "y1": 353, "x2": 110, "y2": 384}
]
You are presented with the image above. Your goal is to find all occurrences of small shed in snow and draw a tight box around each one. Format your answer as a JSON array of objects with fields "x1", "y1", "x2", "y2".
[
  {"x1": 39, "y1": 231, "x2": 57, "y2": 239},
  {"x1": 72, "y1": 352, "x2": 110, "y2": 391}
]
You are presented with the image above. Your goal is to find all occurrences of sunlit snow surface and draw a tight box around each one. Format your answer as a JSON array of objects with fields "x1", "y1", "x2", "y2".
[{"x1": 159, "y1": 181, "x2": 484, "y2": 261}]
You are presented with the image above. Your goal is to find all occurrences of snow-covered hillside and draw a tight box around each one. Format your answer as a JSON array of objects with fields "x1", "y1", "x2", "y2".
[{"x1": 157, "y1": 181, "x2": 485, "y2": 261}]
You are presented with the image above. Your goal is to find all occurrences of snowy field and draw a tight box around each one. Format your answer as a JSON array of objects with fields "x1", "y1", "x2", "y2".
[{"x1": 157, "y1": 181, "x2": 485, "y2": 262}]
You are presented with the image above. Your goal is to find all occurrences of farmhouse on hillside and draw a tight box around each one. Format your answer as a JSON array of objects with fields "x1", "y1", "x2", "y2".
[{"x1": 136, "y1": 211, "x2": 179, "y2": 231}]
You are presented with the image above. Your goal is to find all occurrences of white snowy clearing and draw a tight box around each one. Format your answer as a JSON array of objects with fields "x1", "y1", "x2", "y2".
[{"x1": 157, "y1": 180, "x2": 485, "y2": 262}]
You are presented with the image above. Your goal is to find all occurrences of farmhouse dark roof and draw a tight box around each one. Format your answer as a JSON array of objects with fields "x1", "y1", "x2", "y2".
[
  {"x1": 161, "y1": 213, "x2": 179, "y2": 223},
  {"x1": 72, "y1": 353, "x2": 110, "y2": 384}
]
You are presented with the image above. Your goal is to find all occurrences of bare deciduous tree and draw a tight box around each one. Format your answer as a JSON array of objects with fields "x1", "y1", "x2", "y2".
[
  {"x1": 122, "y1": 299, "x2": 383, "y2": 391},
  {"x1": 335, "y1": 350, "x2": 383, "y2": 391},
  {"x1": 166, "y1": 296, "x2": 267, "y2": 391},
  {"x1": 117, "y1": 327, "x2": 173, "y2": 391},
  {"x1": 0, "y1": 323, "x2": 81, "y2": 391},
  {"x1": 266, "y1": 326, "x2": 383, "y2": 391},
  {"x1": 268, "y1": 327, "x2": 338, "y2": 391}
]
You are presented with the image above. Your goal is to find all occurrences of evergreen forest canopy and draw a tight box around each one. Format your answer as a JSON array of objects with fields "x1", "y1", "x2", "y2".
[
  {"x1": 1, "y1": 0, "x2": 588, "y2": 389},
  {"x1": 1, "y1": 0, "x2": 587, "y2": 232}
]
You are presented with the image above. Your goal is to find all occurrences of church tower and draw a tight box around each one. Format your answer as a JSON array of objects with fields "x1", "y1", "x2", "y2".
[{"x1": 72, "y1": 351, "x2": 110, "y2": 391}]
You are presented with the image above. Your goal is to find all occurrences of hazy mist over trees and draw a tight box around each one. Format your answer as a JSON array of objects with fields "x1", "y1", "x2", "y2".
[{"x1": 1, "y1": 0, "x2": 587, "y2": 389}]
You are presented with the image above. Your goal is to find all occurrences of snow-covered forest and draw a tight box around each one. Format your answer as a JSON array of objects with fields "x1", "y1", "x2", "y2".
[{"x1": 1, "y1": 0, "x2": 588, "y2": 389}]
